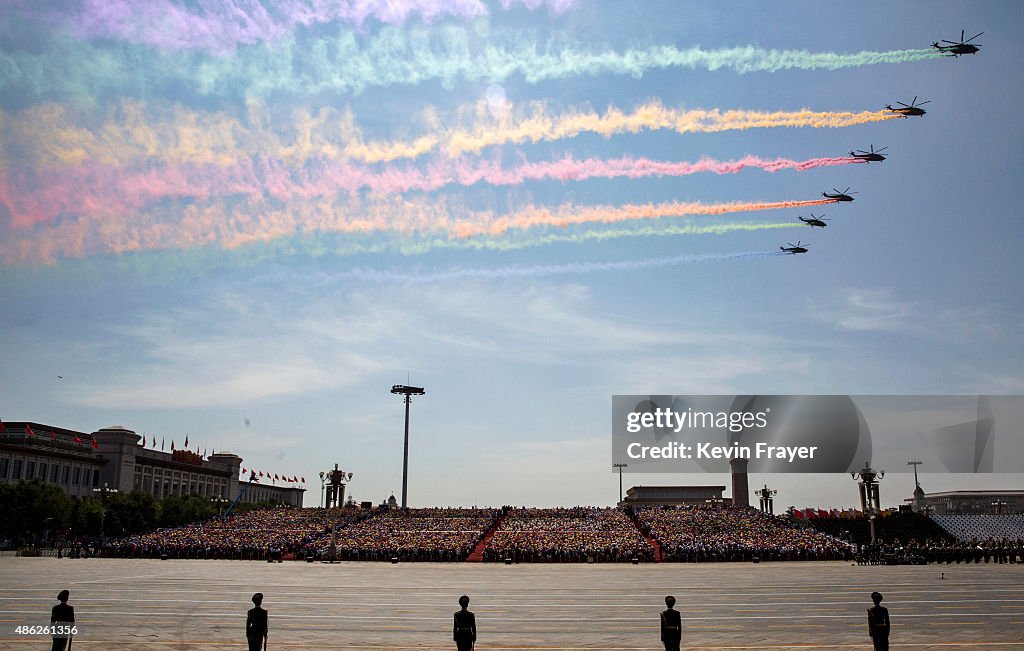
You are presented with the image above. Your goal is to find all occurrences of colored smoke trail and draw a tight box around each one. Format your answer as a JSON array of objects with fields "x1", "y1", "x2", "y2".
[
  {"x1": 1, "y1": 155, "x2": 862, "y2": 226},
  {"x1": 438, "y1": 105, "x2": 905, "y2": 159},
  {"x1": 3, "y1": 0, "x2": 578, "y2": 54},
  {"x1": 0, "y1": 26, "x2": 946, "y2": 102},
  {"x1": 302, "y1": 251, "x2": 784, "y2": 284},
  {"x1": 1, "y1": 99, "x2": 902, "y2": 172},
  {"x1": 2, "y1": 194, "x2": 829, "y2": 265}
]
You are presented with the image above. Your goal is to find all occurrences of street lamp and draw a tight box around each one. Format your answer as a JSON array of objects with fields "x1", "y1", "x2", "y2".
[
  {"x1": 992, "y1": 500, "x2": 1008, "y2": 515},
  {"x1": 91, "y1": 482, "x2": 119, "y2": 547},
  {"x1": 209, "y1": 496, "x2": 230, "y2": 518},
  {"x1": 319, "y1": 472, "x2": 326, "y2": 508},
  {"x1": 391, "y1": 384, "x2": 425, "y2": 509}
]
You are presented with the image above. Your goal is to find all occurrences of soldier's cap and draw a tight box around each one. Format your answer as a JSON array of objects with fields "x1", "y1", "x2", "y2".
[
  {"x1": 252, "y1": 593, "x2": 264, "y2": 605},
  {"x1": 665, "y1": 595, "x2": 676, "y2": 607},
  {"x1": 57, "y1": 590, "x2": 70, "y2": 602},
  {"x1": 459, "y1": 595, "x2": 470, "y2": 607},
  {"x1": 871, "y1": 591, "x2": 883, "y2": 603}
]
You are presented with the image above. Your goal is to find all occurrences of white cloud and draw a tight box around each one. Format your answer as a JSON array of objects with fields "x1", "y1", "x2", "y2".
[
  {"x1": 813, "y1": 287, "x2": 1003, "y2": 338},
  {"x1": 63, "y1": 280, "x2": 812, "y2": 411},
  {"x1": 814, "y1": 287, "x2": 911, "y2": 332}
]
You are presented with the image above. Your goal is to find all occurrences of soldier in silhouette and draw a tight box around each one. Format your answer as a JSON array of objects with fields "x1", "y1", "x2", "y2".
[
  {"x1": 50, "y1": 590, "x2": 74, "y2": 651},
  {"x1": 246, "y1": 592, "x2": 268, "y2": 651},
  {"x1": 453, "y1": 595, "x2": 476, "y2": 651},
  {"x1": 867, "y1": 591, "x2": 890, "y2": 651},
  {"x1": 660, "y1": 595, "x2": 682, "y2": 651}
]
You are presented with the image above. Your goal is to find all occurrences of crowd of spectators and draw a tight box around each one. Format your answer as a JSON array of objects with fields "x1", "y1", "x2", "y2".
[
  {"x1": 107, "y1": 508, "x2": 366, "y2": 559},
  {"x1": 484, "y1": 507, "x2": 653, "y2": 562},
  {"x1": 635, "y1": 505, "x2": 854, "y2": 562},
  {"x1": 101, "y1": 504, "x2": 876, "y2": 563},
  {"x1": 313, "y1": 508, "x2": 500, "y2": 561}
]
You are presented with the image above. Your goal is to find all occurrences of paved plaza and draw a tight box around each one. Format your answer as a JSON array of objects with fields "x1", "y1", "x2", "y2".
[{"x1": 1, "y1": 558, "x2": 1023, "y2": 650}]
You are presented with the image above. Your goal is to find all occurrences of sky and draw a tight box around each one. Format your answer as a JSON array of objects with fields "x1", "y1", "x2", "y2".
[{"x1": 1, "y1": 1, "x2": 1022, "y2": 510}]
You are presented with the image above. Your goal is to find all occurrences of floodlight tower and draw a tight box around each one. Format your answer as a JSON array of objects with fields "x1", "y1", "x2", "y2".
[
  {"x1": 907, "y1": 460, "x2": 924, "y2": 511},
  {"x1": 612, "y1": 463, "x2": 627, "y2": 504},
  {"x1": 391, "y1": 384, "x2": 425, "y2": 509}
]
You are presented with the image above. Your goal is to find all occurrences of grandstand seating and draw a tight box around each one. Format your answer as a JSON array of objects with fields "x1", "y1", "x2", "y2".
[
  {"x1": 806, "y1": 512, "x2": 954, "y2": 547},
  {"x1": 930, "y1": 514, "x2": 1024, "y2": 542}
]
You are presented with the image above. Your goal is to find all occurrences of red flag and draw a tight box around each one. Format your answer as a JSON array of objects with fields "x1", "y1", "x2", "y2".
[
  {"x1": 51, "y1": 430, "x2": 56, "y2": 441},
  {"x1": 274, "y1": 474, "x2": 279, "y2": 480},
  {"x1": 26, "y1": 424, "x2": 36, "y2": 437},
  {"x1": 91, "y1": 438, "x2": 99, "y2": 450},
  {"x1": 184, "y1": 434, "x2": 189, "y2": 448},
  {"x1": 292, "y1": 475, "x2": 298, "y2": 482},
  {"x1": 161, "y1": 437, "x2": 165, "y2": 451},
  {"x1": 73, "y1": 435, "x2": 82, "y2": 444},
  {"x1": 171, "y1": 440, "x2": 175, "y2": 451},
  {"x1": 301, "y1": 477, "x2": 306, "y2": 483},
  {"x1": 259, "y1": 471, "x2": 264, "y2": 477}
]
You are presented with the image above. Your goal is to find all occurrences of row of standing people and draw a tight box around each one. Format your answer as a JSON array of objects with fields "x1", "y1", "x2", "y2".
[{"x1": 46, "y1": 590, "x2": 891, "y2": 651}]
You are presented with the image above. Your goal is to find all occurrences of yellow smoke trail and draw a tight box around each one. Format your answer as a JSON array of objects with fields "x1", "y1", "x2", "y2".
[
  {"x1": 4, "y1": 195, "x2": 834, "y2": 265},
  {"x1": 2, "y1": 99, "x2": 904, "y2": 169}
]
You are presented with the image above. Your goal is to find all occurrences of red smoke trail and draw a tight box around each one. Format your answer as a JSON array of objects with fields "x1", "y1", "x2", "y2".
[{"x1": 1, "y1": 156, "x2": 860, "y2": 228}]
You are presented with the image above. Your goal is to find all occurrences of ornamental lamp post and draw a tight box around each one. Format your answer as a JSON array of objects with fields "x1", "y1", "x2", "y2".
[{"x1": 852, "y1": 462, "x2": 885, "y2": 545}]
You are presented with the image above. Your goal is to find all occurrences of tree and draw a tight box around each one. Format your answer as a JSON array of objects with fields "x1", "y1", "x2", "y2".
[{"x1": 0, "y1": 481, "x2": 72, "y2": 545}]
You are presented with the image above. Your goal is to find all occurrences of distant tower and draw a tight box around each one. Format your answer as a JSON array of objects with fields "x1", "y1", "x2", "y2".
[{"x1": 730, "y1": 458, "x2": 750, "y2": 508}]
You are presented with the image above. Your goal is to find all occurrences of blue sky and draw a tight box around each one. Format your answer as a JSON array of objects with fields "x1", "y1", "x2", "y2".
[{"x1": 1, "y1": 1, "x2": 1022, "y2": 508}]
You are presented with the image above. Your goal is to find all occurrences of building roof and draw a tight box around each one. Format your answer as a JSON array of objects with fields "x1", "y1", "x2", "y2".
[{"x1": 924, "y1": 490, "x2": 1024, "y2": 498}]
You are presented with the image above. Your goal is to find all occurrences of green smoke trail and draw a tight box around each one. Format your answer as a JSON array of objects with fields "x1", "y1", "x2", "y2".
[
  {"x1": 3, "y1": 220, "x2": 800, "y2": 288},
  {"x1": 0, "y1": 22, "x2": 944, "y2": 105}
]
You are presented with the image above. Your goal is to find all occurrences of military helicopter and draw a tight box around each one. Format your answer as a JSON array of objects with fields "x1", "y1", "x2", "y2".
[
  {"x1": 886, "y1": 97, "x2": 930, "y2": 117},
  {"x1": 780, "y1": 241, "x2": 809, "y2": 255},
  {"x1": 849, "y1": 145, "x2": 887, "y2": 162},
  {"x1": 932, "y1": 30, "x2": 983, "y2": 57},
  {"x1": 798, "y1": 214, "x2": 830, "y2": 228},
  {"x1": 823, "y1": 187, "x2": 857, "y2": 202}
]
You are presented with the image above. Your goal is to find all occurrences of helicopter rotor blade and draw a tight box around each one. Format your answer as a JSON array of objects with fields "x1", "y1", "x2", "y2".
[
  {"x1": 966, "y1": 32, "x2": 983, "y2": 42},
  {"x1": 941, "y1": 40, "x2": 960, "y2": 45},
  {"x1": 876, "y1": 146, "x2": 888, "y2": 152},
  {"x1": 897, "y1": 101, "x2": 910, "y2": 108},
  {"x1": 961, "y1": 29, "x2": 965, "y2": 43},
  {"x1": 917, "y1": 100, "x2": 931, "y2": 106},
  {"x1": 843, "y1": 187, "x2": 851, "y2": 194}
]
